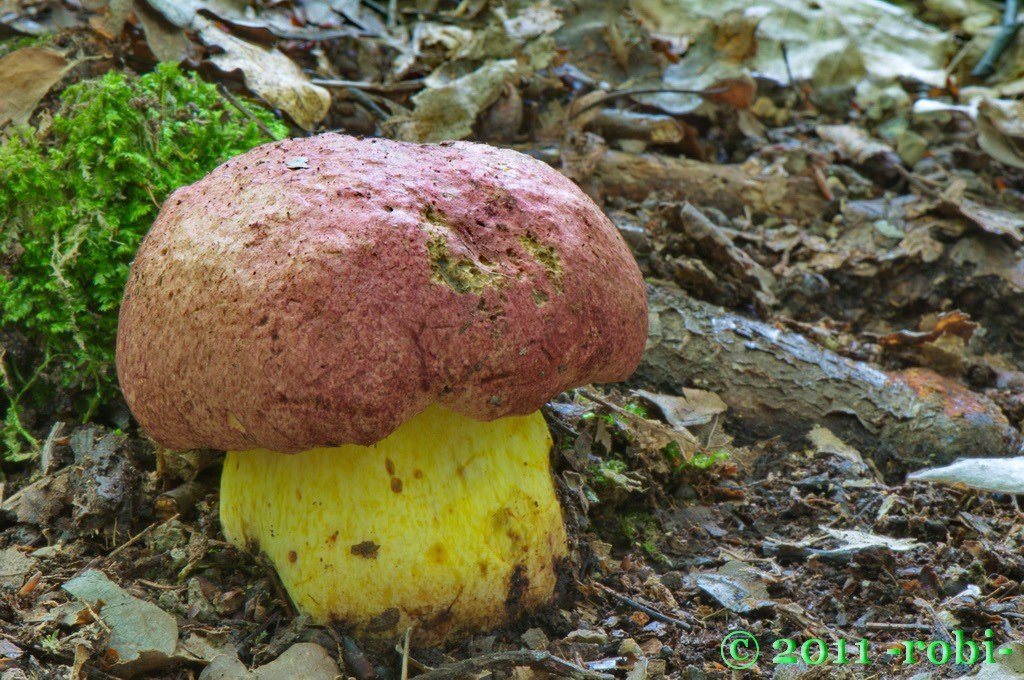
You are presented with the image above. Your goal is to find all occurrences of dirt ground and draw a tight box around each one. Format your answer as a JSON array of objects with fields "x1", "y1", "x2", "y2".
[{"x1": 5, "y1": 1, "x2": 1024, "y2": 679}]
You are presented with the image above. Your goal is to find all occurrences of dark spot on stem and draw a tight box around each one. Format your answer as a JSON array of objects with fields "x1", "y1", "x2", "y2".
[{"x1": 350, "y1": 541, "x2": 380, "y2": 559}]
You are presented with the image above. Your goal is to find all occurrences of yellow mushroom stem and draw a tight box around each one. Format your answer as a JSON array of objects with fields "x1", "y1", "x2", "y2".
[{"x1": 219, "y1": 404, "x2": 569, "y2": 644}]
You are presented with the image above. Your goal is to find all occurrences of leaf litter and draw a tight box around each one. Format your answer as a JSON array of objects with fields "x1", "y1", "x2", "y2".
[{"x1": 6, "y1": 0, "x2": 1024, "y2": 678}]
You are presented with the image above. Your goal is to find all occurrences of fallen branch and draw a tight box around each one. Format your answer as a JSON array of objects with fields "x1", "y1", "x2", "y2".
[
  {"x1": 636, "y1": 283, "x2": 1021, "y2": 478},
  {"x1": 154, "y1": 479, "x2": 210, "y2": 520},
  {"x1": 528, "y1": 147, "x2": 831, "y2": 223},
  {"x1": 585, "y1": 109, "x2": 688, "y2": 145},
  {"x1": 592, "y1": 581, "x2": 692, "y2": 630},
  {"x1": 972, "y1": 0, "x2": 1020, "y2": 77}
]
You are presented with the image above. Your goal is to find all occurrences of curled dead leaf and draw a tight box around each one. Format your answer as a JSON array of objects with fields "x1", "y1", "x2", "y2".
[
  {"x1": 0, "y1": 47, "x2": 75, "y2": 128},
  {"x1": 195, "y1": 15, "x2": 329, "y2": 130},
  {"x1": 880, "y1": 311, "x2": 978, "y2": 348}
]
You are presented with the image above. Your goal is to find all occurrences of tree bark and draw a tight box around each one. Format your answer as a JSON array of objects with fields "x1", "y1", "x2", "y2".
[{"x1": 636, "y1": 283, "x2": 1021, "y2": 479}]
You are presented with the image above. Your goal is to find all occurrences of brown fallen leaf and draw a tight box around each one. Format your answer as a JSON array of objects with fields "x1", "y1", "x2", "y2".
[
  {"x1": 702, "y1": 75, "x2": 756, "y2": 109},
  {"x1": 134, "y1": 0, "x2": 193, "y2": 63},
  {"x1": 0, "y1": 47, "x2": 75, "y2": 128},
  {"x1": 880, "y1": 311, "x2": 978, "y2": 348},
  {"x1": 934, "y1": 195, "x2": 1024, "y2": 244},
  {"x1": 634, "y1": 388, "x2": 727, "y2": 428},
  {"x1": 195, "y1": 15, "x2": 329, "y2": 130}
]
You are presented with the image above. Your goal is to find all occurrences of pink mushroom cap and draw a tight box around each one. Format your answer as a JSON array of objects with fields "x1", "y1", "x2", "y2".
[{"x1": 116, "y1": 134, "x2": 648, "y2": 452}]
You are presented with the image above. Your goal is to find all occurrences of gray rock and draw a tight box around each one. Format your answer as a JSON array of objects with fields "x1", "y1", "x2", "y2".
[
  {"x1": 520, "y1": 627, "x2": 549, "y2": 651},
  {"x1": 199, "y1": 654, "x2": 250, "y2": 680},
  {"x1": 253, "y1": 643, "x2": 341, "y2": 680},
  {"x1": 62, "y1": 569, "x2": 178, "y2": 677},
  {"x1": 199, "y1": 644, "x2": 341, "y2": 680}
]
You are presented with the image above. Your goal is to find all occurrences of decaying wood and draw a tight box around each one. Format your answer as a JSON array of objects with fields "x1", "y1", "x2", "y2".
[
  {"x1": 590, "y1": 150, "x2": 832, "y2": 222},
  {"x1": 586, "y1": 109, "x2": 687, "y2": 145},
  {"x1": 154, "y1": 479, "x2": 210, "y2": 520},
  {"x1": 527, "y1": 147, "x2": 831, "y2": 223},
  {"x1": 636, "y1": 283, "x2": 1021, "y2": 479},
  {"x1": 650, "y1": 202, "x2": 776, "y2": 313}
]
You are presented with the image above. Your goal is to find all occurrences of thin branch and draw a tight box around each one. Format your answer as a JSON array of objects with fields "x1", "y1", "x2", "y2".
[
  {"x1": 592, "y1": 581, "x2": 693, "y2": 630},
  {"x1": 570, "y1": 86, "x2": 728, "y2": 119},
  {"x1": 217, "y1": 84, "x2": 277, "y2": 139},
  {"x1": 972, "y1": 0, "x2": 1020, "y2": 78},
  {"x1": 312, "y1": 79, "x2": 423, "y2": 92}
]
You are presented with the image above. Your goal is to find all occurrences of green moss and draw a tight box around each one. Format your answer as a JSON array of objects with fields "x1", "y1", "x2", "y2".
[
  {"x1": 616, "y1": 511, "x2": 670, "y2": 565},
  {"x1": 421, "y1": 205, "x2": 503, "y2": 294},
  {"x1": 1, "y1": 63, "x2": 287, "y2": 459},
  {"x1": 0, "y1": 35, "x2": 52, "y2": 58},
  {"x1": 517, "y1": 233, "x2": 563, "y2": 292}
]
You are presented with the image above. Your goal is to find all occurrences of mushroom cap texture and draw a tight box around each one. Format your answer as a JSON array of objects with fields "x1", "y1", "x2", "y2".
[{"x1": 116, "y1": 134, "x2": 648, "y2": 452}]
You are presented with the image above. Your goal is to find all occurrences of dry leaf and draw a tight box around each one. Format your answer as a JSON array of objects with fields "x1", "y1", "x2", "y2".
[
  {"x1": 89, "y1": 0, "x2": 131, "y2": 39},
  {"x1": 702, "y1": 75, "x2": 756, "y2": 109},
  {"x1": 915, "y1": 97, "x2": 1024, "y2": 170},
  {"x1": 908, "y1": 457, "x2": 1024, "y2": 494},
  {"x1": 195, "y1": 15, "x2": 329, "y2": 130},
  {"x1": 635, "y1": 388, "x2": 727, "y2": 428},
  {"x1": 977, "y1": 98, "x2": 1024, "y2": 169},
  {"x1": 386, "y1": 59, "x2": 519, "y2": 142},
  {"x1": 0, "y1": 47, "x2": 74, "y2": 128},
  {"x1": 817, "y1": 124, "x2": 897, "y2": 164},
  {"x1": 134, "y1": 0, "x2": 192, "y2": 63}
]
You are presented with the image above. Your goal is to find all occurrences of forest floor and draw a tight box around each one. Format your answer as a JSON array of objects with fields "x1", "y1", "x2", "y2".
[{"x1": 5, "y1": 1, "x2": 1024, "y2": 678}]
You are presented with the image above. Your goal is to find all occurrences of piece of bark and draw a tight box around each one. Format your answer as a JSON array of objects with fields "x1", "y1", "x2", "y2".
[
  {"x1": 525, "y1": 147, "x2": 831, "y2": 222},
  {"x1": 651, "y1": 202, "x2": 776, "y2": 312},
  {"x1": 154, "y1": 479, "x2": 211, "y2": 520},
  {"x1": 635, "y1": 283, "x2": 1021, "y2": 479},
  {"x1": 586, "y1": 109, "x2": 688, "y2": 145},
  {"x1": 590, "y1": 150, "x2": 832, "y2": 222}
]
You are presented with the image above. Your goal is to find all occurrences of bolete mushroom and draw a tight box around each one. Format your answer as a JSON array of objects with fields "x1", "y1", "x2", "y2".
[{"x1": 116, "y1": 134, "x2": 647, "y2": 643}]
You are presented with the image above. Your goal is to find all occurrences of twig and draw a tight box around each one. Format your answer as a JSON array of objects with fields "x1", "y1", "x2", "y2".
[
  {"x1": 137, "y1": 579, "x2": 185, "y2": 590},
  {"x1": 780, "y1": 43, "x2": 795, "y2": 89},
  {"x1": 217, "y1": 84, "x2": 277, "y2": 140},
  {"x1": 39, "y1": 421, "x2": 66, "y2": 475},
  {"x1": 592, "y1": 581, "x2": 692, "y2": 630},
  {"x1": 413, "y1": 650, "x2": 614, "y2": 680},
  {"x1": 569, "y1": 86, "x2": 729, "y2": 119},
  {"x1": 86, "y1": 513, "x2": 180, "y2": 568},
  {"x1": 399, "y1": 627, "x2": 412, "y2": 680},
  {"x1": 972, "y1": 0, "x2": 1020, "y2": 78},
  {"x1": 345, "y1": 87, "x2": 391, "y2": 121},
  {"x1": 73, "y1": 595, "x2": 111, "y2": 634},
  {"x1": 576, "y1": 388, "x2": 635, "y2": 418},
  {"x1": 312, "y1": 78, "x2": 423, "y2": 92},
  {"x1": 861, "y1": 621, "x2": 933, "y2": 631}
]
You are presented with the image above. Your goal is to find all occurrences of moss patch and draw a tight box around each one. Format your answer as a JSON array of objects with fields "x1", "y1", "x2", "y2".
[
  {"x1": 421, "y1": 206, "x2": 503, "y2": 294},
  {"x1": 0, "y1": 63, "x2": 287, "y2": 459},
  {"x1": 518, "y1": 233, "x2": 563, "y2": 292}
]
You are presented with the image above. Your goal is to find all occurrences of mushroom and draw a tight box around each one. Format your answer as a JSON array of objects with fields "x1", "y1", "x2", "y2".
[{"x1": 116, "y1": 134, "x2": 647, "y2": 643}]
